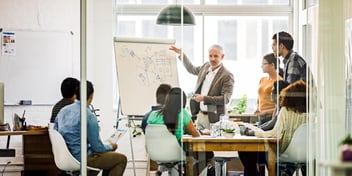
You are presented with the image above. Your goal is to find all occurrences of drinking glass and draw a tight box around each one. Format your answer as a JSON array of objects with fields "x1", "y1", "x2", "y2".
[{"x1": 210, "y1": 123, "x2": 220, "y2": 137}]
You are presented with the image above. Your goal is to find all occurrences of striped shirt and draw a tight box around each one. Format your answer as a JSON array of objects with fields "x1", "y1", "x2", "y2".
[
  {"x1": 255, "y1": 107, "x2": 306, "y2": 154},
  {"x1": 50, "y1": 98, "x2": 74, "y2": 123},
  {"x1": 283, "y1": 51, "x2": 307, "y2": 84}
]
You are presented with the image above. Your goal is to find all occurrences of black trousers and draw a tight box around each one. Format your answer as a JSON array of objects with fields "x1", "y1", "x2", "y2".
[{"x1": 238, "y1": 151, "x2": 259, "y2": 176}]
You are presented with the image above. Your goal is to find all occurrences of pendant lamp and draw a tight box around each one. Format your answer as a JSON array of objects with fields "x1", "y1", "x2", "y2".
[{"x1": 156, "y1": 5, "x2": 195, "y2": 26}]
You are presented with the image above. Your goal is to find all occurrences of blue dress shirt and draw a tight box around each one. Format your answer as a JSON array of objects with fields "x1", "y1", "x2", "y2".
[{"x1": 54, "y1": 100, "x2": 112, "y2": 161}]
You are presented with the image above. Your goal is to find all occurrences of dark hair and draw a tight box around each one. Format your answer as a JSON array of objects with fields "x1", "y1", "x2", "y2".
[
  {"x1": 263, "y1": 53, "x2": 279, "y2": 68},
  {"x1": 272, "y1": 31, "x2": 294, "y2": 51},
  {"x1": 156, "y1": 84, "x2": 172, "y2": 105},
  {"x1": 159, "y1": 87, "x2": 186, "y2": 134},
  {"x1": 76, "y1": 81, "x2": 94, "y2": 101},
  {"x1": 61, "y1": 77, "x2": 79, "y2": 98},
  {"x1": 280, "y1": 80, "x2": 307, "y2": 113},
  {"x1": 263, "y1": 53, "x2": 284, "y2": 77},
  {"x1": 272, "y1": 80, "x2": 290, "y2": 95}
]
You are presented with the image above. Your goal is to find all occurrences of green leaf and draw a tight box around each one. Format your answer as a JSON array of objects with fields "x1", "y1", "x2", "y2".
[
  {"x1": 220, "y1": 128, "x2": 235, "y2": 133},
  {"x1": 341, "y1": 134, "x2": 352, "y2": 145}
]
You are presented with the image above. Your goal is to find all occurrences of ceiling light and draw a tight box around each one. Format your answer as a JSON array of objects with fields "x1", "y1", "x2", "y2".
[{"x1": 156, "y1": 5, "x2": 195, "y2": 26}]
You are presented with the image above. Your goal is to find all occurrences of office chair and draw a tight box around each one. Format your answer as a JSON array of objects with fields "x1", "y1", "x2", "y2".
[
  {"x1": 145, "y1": 124, "x2": 186, "y2": 176},
  {"x1": 278, "y1": 123, "x2": 307, "y2": 176},
  {"x1": 48, "y1": 129, "x2": 101, "y2": 176}
]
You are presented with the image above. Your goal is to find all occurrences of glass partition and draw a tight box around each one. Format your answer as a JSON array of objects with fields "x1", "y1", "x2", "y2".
[
  {"x1": 115, "y1": 0, "x2": 289, "y2": 5},
  {"x1": 114, "y1": 1, "x2": 299, "y2": 176},
  {"x1": 115, "y1": 14, "x2": 288, "y2": 112}
]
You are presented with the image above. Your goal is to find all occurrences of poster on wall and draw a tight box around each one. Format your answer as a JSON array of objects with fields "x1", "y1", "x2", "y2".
[
  {"x1": 345, "y1": 18, "x2": 352, "y2": 131},
  {"x1": 2, "y1": 32, "x2": 16, "y2": 56}
]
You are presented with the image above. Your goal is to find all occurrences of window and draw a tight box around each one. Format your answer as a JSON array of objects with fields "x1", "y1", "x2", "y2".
[
  {"x1": 116, "y1": 0, "x2": 200, "y2": 5},
  {"x1": 114, "y1": 1, "x2": 291, "y2": 113},
  {"x1": 115, "y1": 0, "x2": 289, "y2": 5}
]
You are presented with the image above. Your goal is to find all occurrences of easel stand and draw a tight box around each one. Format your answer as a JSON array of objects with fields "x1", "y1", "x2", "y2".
[
  {"x1": 116, "y1": 114, "x2": 143, "y2": 176},
  {"x1": 127, "y1": 115, "x2": 144, "y2": 176},
  {"x1": 115, "y1": 99, "x2": 144, "y2": 175}
]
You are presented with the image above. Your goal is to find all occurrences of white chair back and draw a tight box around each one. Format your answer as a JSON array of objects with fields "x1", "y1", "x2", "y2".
[
  {"x1": 48, "y1": 129, "x2": 100, "y2": 172},
  {"x1": 279, "y1": 123, "x2": 307, "y2": 162},
  {"x1": 145, "y1": 124, "x2": 186, "y2": 163},
  {"x1": 48, "y1": 123, "x2": 55, "y2": 129}
]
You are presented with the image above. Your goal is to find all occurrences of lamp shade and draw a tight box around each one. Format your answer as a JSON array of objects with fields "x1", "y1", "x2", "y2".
[{"x1": 156, "y1": 5, "x2": 195, "y2": 25}]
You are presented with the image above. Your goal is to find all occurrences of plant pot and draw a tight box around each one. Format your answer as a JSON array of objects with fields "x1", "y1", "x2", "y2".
[
  {"x1": 223, "y1": 132, "x2": 235, "y2": 138},
  {"x1": 340, "y1": 144, "x2": 352, "y2": 162}
]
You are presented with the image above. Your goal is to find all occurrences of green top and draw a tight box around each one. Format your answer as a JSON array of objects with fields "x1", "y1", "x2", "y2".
[{"x1": 147, "y1": 109, "x2": 192, "y2": 143}]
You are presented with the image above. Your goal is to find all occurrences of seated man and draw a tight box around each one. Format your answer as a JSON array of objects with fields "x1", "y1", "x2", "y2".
[
  {"x1": 50, "y1": 77, "x2": 79, "y2": 123},
  {"x1": 54, "y1": 81, "x2": 127, "y2": 176}
]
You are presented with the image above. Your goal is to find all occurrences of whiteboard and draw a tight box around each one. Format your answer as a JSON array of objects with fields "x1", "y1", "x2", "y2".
[
  {"x1": 114, "y1": 37, "x2": 179, "y2": 116},
  {"x1": 0, "y1": 30, "x2": 75, "y2": 105}
]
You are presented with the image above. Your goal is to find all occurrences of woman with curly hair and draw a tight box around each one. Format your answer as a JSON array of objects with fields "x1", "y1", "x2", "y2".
[{"x1": 239, "y1": 80, "x2": 307, "y2": 176}]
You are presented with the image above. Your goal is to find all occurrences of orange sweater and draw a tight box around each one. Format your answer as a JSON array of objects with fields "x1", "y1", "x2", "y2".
[{"x1": 257, "y1": 77, "x2": 277, "y2": 111}]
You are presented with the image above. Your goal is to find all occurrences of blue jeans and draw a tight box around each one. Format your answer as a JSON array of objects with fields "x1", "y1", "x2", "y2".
[{"x1": 258, "y1": 115, "x2": 272, "y2": 126}]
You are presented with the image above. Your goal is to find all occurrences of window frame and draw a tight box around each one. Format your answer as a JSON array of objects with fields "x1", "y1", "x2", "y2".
[{"x1": 112, "y1": 1, "x2": 294, "y2": 112}]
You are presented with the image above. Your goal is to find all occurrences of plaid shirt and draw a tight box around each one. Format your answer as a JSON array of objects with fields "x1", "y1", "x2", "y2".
[{"x1": 283, "y1": 51, "x2": 307, "y2": 84}]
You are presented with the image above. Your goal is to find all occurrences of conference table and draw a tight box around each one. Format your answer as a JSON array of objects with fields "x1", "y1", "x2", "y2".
[{"x1": 181, "y1": 135, "x2": 279, "y2": 176}]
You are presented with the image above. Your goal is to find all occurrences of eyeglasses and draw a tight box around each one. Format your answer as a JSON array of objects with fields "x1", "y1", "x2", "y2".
[{"x1": 261, "y1": 63, "x2": 271, "y2": 66}]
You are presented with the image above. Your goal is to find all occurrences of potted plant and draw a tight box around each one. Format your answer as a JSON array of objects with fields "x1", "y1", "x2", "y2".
[
  {"x1": 220, "y1": 128, "x2": 236, "y2": 138},
  {"x1": 228, "y1": 94, "x2": 247, "y2": 114},
  {"x1": 339, "y1": 134, "x2": 352, "y2": 162}
]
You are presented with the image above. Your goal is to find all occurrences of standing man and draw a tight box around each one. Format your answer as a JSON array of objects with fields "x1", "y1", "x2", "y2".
[
  {"x1": 54, "y1": 81, "x2": 127, "y2": 176},
  {"x1": 272, "y1": 31, "x2": 307, "y2": 84},
  {"x1": 170, "y1": 44, "x2": 234, "y2": 130},
  {"x1": 50, "y1": 77, "x2": 79, "y2": 123}
]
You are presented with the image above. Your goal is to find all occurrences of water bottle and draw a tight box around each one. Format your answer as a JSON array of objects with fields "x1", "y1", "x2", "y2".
[{"x1": 219, "y1": 114, "x2": 229, "y2": 136}]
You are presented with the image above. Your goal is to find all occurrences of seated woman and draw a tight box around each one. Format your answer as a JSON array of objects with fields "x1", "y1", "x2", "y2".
[
  {"x1": 239, "y1": 80, "x2": 307, "y2": 176},
  {"x1": 147, "y1": 87, "x2": 200, "y2": 142},
  {"x1": 242, "y1": 80, "x2": 289, "y2": 175},
  {"x1": 147, "y1": 87, "x2": 205, "y2": 175}
]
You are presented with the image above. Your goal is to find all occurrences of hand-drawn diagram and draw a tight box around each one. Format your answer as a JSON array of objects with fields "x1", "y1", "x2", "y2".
[
  {"x1": 117, "y1": 44, "x2": 176, "y2": 87},
  {"x1": 114, "y1": 38, "x2": 179, "y2": 116}
]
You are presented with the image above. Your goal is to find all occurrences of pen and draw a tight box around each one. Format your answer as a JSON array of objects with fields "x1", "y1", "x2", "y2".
[{"x1": 22, "y1": 110, "x2": 26, "y2": 118}]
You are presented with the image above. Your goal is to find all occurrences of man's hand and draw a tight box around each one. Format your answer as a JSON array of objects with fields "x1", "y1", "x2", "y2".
[
  {"x1": 110, "y1": 142, "x2": 118, "y2": 151},
  {"x1": 192, "y1": 94, "x2": 204, "y2": 102},
  {"x1": 169, "y1": 46, "x2": 182, "y2": 55}
]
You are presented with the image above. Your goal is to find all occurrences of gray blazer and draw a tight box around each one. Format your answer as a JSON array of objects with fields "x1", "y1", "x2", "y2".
[{"x1": 181, "y1": 54, "x2": 234, "y2": 123}]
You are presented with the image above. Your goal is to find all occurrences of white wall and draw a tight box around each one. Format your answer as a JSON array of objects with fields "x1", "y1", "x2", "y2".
[
  {"x1": 86, "y1": 0, "x2": 116, "y2": 137},
  {"x1": 1, "y1": 0, "x2": 78, "y2": 125},
  {"x1": 0, "y1": 0, "x2": 116, "y2": 137},
  {"x1": 0, "y1": 2, "x2": 147, "y2": 172}
]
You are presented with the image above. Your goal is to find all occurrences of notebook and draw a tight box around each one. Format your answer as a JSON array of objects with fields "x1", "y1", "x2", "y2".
[{"x1": 106, "y1": 129, "x2": 127, "y2": 143}]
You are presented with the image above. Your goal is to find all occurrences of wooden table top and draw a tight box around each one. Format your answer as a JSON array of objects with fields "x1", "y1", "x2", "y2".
[
  {"x1": 182, "y1": 135, "x2": 279, "y2": 143},
  {"x1": 0, "y1": 128, "x2": 48, "y2": 136},
  {"x1": 228, "y1": 113, "x2": 256, "y2": 117}
]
